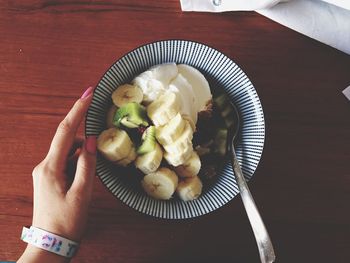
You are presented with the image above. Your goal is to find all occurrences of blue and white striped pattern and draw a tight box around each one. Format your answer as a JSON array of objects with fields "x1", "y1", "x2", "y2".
[{"x1": 86, "y1": 40, "x2": 265, "y2": 219}]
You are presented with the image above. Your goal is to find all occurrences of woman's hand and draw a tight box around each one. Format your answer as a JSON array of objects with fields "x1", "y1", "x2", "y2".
[{"x1": 18, "y1": 86, "x2": 96, "y2": 263}]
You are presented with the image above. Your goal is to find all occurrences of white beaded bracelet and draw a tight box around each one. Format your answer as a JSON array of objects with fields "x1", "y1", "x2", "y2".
[{"x1": 21, "y1": 226, "x2": 79, "y2": 258}]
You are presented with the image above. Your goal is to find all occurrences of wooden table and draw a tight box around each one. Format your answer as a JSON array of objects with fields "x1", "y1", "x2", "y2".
[{"x1": 1, "y1": 1, "x2": 349, "y2": 262}]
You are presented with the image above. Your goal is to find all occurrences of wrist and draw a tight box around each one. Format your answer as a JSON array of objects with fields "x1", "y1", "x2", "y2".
[
  {"x1": 32, "y1": 222, "x2": 83, "y2": 242},
  {"x1": 18, "y1": 244, "x2": 70, "y2": 263}
]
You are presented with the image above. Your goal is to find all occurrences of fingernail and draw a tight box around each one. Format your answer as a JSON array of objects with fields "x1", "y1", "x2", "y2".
[
  {"x1": 86, "y1": 136, "x2": 97, "y2": 154},
  {"x1": 81, "y1": 86, "x2": 94, "y2": 99}
]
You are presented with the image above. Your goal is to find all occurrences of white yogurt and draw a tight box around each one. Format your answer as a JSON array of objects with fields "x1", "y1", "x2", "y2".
[{"x1": 132, "y1": 63, "x2": 212, "y2": 126}]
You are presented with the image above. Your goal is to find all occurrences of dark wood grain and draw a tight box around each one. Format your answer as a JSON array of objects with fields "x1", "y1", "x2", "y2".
[{"x1": 1, "y1": 1, "x2": 350, "y2": 262}]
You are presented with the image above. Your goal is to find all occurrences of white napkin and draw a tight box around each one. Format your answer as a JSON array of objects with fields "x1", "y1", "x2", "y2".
[
  {"x1": 180, "y1": 0, "x2": 284, "y2": 12},
  {"x1": 180, "y1": 0, "x2": 350, "y2": 55},
  {"x1": 343, "y1": 86, "x2": 350, "y2": 101}
]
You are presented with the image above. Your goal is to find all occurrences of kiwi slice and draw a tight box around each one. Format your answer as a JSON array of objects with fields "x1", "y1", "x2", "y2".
[
  {"x1": 114, "y1": 102, "x2": 149, "y2": 128},
  {"x1": 214, "y1": 128, "x2": 228, "y2": 157},
  {"x1": 137, "y1": 126, "x2": 156, "y2": 154},
  {"x1": 214, "y1": 94, "x2": 234, "y2": 128},
  {"x1": 213, "y1": 94, "x2": 228, "y2": 109}
]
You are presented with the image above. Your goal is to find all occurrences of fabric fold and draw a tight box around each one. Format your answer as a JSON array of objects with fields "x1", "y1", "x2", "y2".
[{"x1": 180, "y1": 0, "x2": 350, "y2": 55}]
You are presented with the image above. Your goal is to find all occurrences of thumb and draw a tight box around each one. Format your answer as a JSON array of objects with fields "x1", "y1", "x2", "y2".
[{"x1": 70, "y1": 136, "x2": 97, "y2": 197}]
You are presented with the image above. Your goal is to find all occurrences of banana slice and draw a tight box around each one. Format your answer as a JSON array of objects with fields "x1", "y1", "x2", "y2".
[
  {"x1": 97, "y1": 128, "x2": 133, "y2": 162},
  {"x1": 182, "y1": 114, "x2": 196, "y2": 132},
  {"x1": 176, "y1": 175, "x2": 203, "y2": 201},
  {"x1": 155, "y1": 113, "x2": 186, "y2": 145},
  {"x1": 141, "y1": 167, "x2": 178, "y2": 200},
  {"x1": 135, "y1": 143, "x2": 163, "y2": 174},
  {"x1": 164, "y1": 145, "x2": 193, "y2": 167},
  {"x1": 106, "y1": 104, "x2": 118, "y2": 128},
  {"x1": 115, "y1": 146, "x2": 137, "y2": 167},
  {"x1": 163, "y1": 121, "x2": 193, "y2": 154},
  {"x1": 147, "y1": 92, "x2": 180, "y2": 126},
  {"x1": 111, "y1": 84, "x2": 143, "y2": 108},
  {"x1": 174, "y1": 151, "x2": 201, "y2": 178}
]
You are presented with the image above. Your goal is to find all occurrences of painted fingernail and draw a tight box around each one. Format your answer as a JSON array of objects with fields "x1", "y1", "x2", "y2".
[
  {"x1": 86, "y1": 136, "x2": 97, "y2": 154},
  {"x1": 81, "y1": 86, "x2": 94, "y2": 99}
]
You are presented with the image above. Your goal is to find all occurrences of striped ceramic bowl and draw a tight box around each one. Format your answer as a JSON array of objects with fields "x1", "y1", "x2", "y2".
[{"x1": 86, "y1": 40, "x2": 265, "y2": 219}]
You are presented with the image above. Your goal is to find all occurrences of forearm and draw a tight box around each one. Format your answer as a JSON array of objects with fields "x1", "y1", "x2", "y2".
[{"x1": 18, "y1": 245, "x2": 70, "y2": 263}]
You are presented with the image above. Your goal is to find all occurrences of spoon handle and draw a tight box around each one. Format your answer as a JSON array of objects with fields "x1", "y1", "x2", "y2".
[{"x1": 231, "y1": 145, "x2": 276, "y2": 263}]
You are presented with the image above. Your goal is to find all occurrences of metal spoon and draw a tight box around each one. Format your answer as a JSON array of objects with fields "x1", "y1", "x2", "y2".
[{"x1": 228, "y1": 102, "x2": 276, "y2": 263}]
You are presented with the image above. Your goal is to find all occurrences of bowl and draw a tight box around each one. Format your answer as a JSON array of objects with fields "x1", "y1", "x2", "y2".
[{"x1": 85, "y1": 40, "x2": 265, "y2": 219}]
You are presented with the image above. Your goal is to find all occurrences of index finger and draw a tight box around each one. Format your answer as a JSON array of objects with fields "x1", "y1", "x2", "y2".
[{"x1": 47, "y1": 87, "x2": 94, "y2": 169}]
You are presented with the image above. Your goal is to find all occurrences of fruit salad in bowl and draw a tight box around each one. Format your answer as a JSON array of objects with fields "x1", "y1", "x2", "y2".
[
  {"x1": 96, "y1": 63, "x2": 229, "y2": 201},
  {"x1": 86, "y1": 40, "x2": 265, "y2": 219}
]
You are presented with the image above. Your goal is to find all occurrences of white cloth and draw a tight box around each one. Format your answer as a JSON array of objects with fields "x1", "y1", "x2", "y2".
[
  {"x1": 180, "y1": 0, "x2": 284, "y2": 11},
  {"x1": 343, "y1": 86, "x2": 350, "y2": 101},
  {"x1": 180, "y1": 0, "x2": 350, "y2": 55}
]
